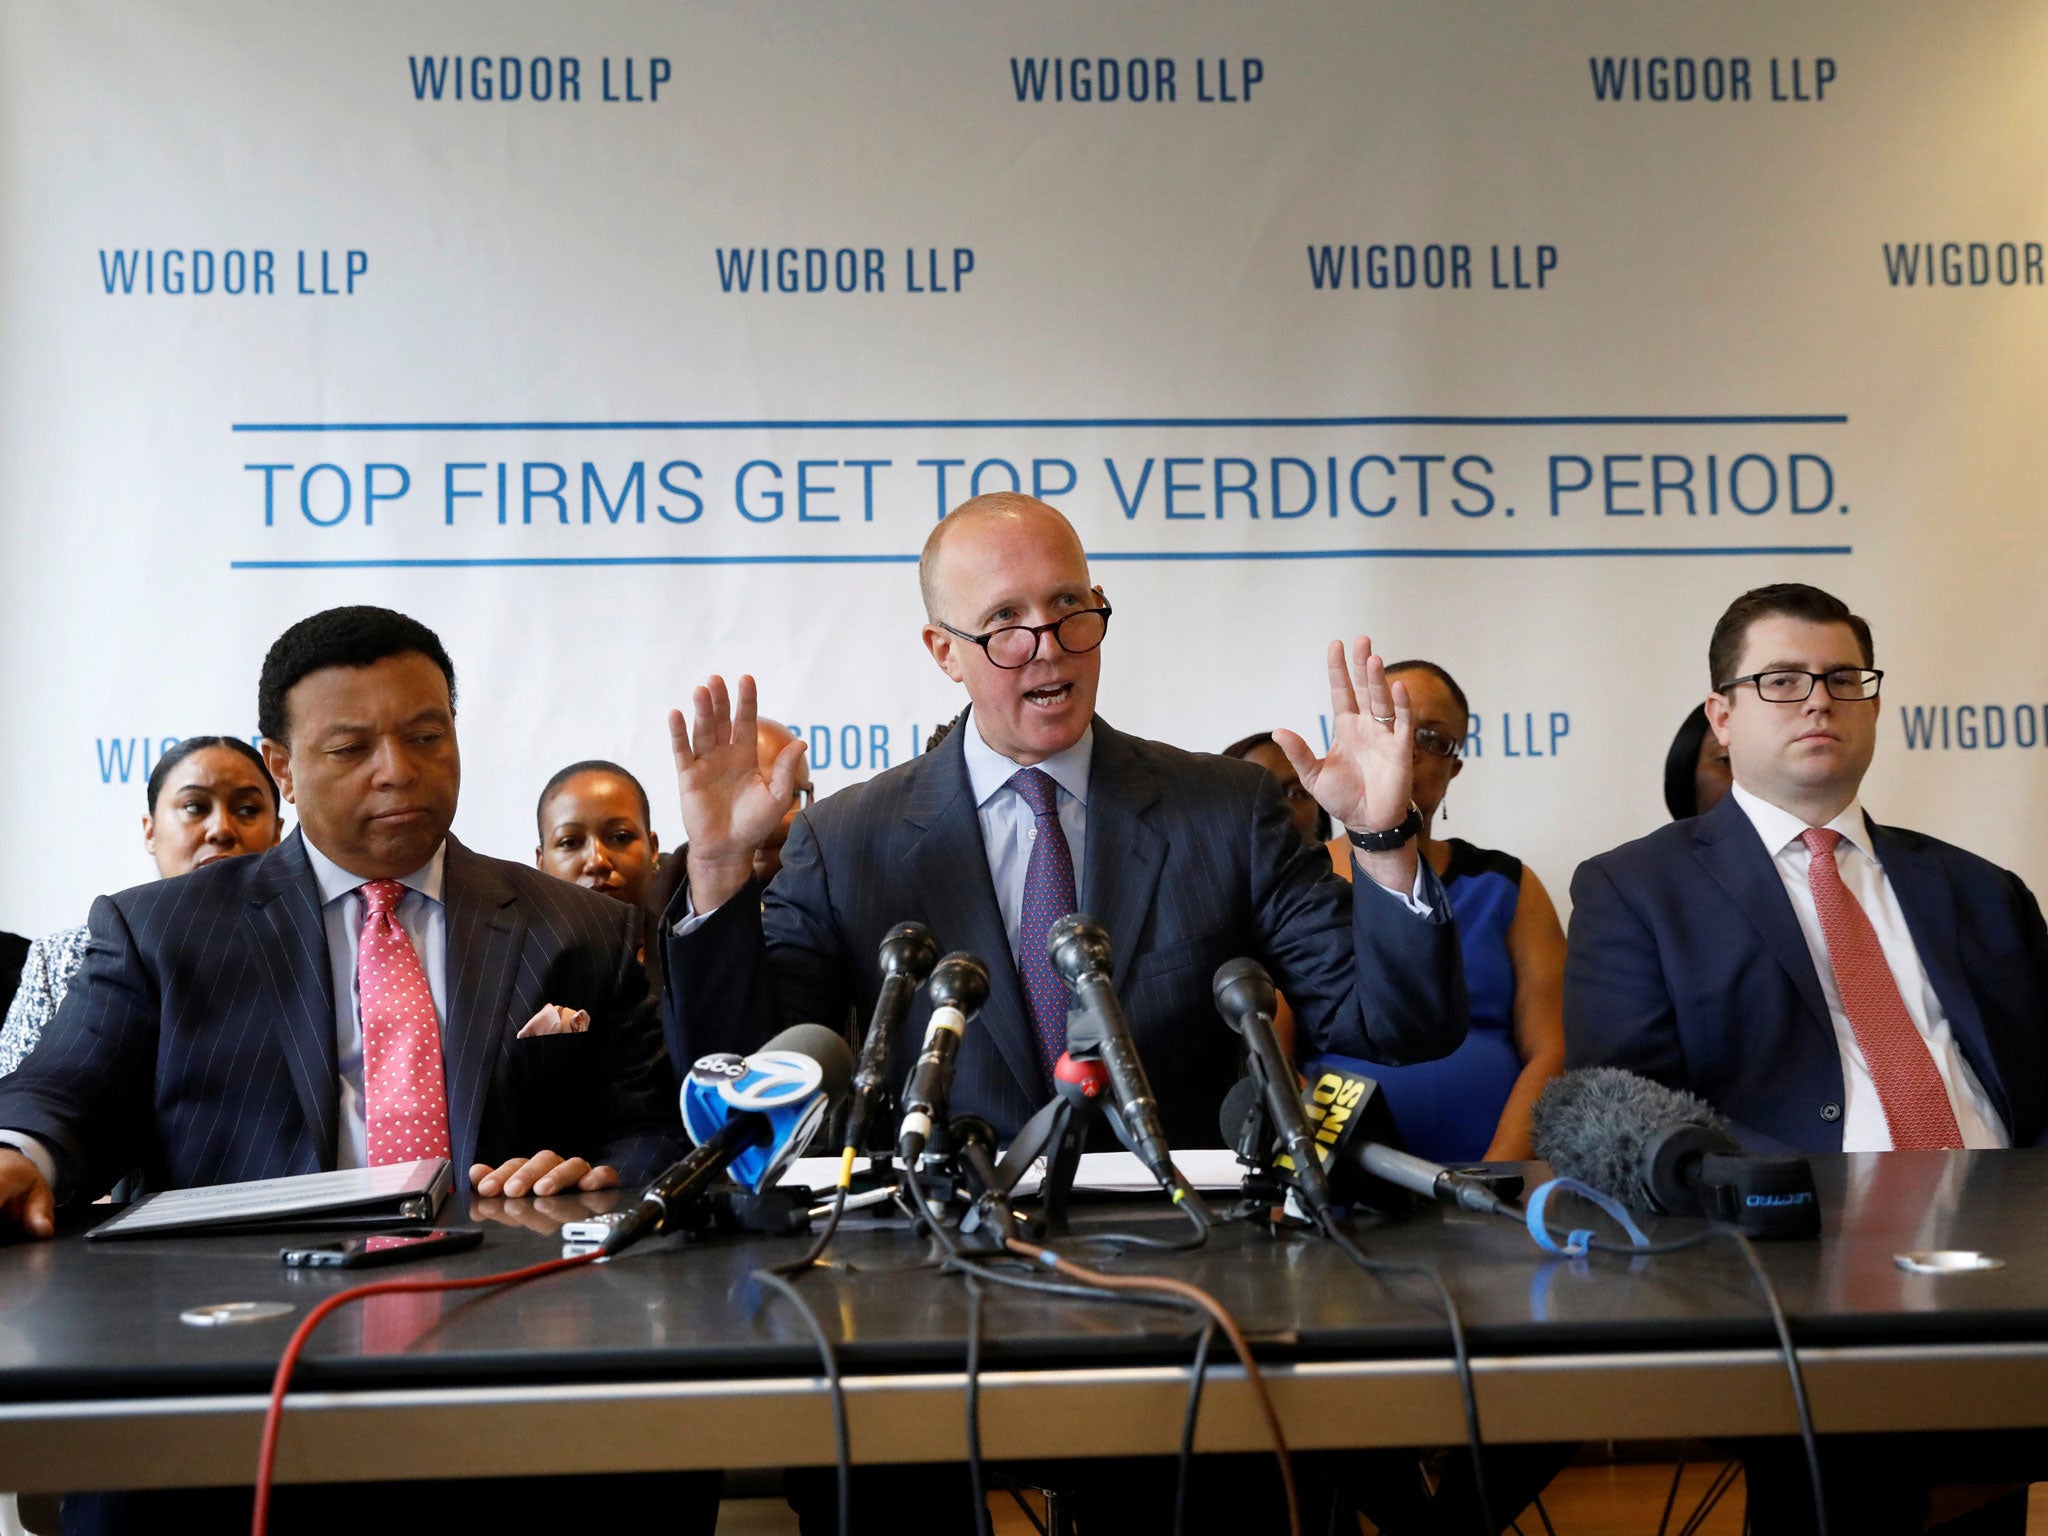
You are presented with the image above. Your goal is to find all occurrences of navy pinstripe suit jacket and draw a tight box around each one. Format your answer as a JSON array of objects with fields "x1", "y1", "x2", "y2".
[
  {"x1": 665, "y1": 715, "x2": 1468, "y2": 1149},
  {"x1": 0, "y1": 831, "x2": 682, "y2": 1201}
]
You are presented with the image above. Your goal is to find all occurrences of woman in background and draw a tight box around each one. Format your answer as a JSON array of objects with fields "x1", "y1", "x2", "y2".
[
  {"x1": 1222, "y1": 729, "x2": 1331, "y2": 847},
  {"x1": 0, "y1": 737, "x2": 284, "y2": 1076},
  {"x1": 1663, "y1": 702, "x2": 1733, "y2": 821},
  {"x1": 1309, "y1": 660, "x2": 1566, "y2": 1163}
]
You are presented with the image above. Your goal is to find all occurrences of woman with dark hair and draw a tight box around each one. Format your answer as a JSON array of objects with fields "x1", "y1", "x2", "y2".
[
  {"x1": 0, "y1": 737, "x2": 284, "y2": 1076},
  {"x1": 1222, "y1": 729, "x2": 1332, "y2": 846},
  {"x1": 1302, "y1": 660, "x2": 1565, "y2": 1163},
  {"x1": 1663, "y1": 702, "x2": 1733, "y2": 820}
]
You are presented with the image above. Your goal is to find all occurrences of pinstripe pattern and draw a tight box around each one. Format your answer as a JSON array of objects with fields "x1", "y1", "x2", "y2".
[
  {"x1": 667, "y1": 715, "x2": 1467, "y2": 1148},
  {"x1": 0, "y1": 831, "x2": 682, "y2": 1201}
]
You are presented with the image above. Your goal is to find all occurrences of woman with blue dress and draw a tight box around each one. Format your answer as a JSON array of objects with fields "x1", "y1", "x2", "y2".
[{"x1": 1308, "y1": 660, "x2": 1567, "y2": 1163}]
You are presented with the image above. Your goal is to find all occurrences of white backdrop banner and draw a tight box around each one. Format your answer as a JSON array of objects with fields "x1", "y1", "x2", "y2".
[{"x1": 2, "y1": 0, "x2": 2045, "y2": 936}]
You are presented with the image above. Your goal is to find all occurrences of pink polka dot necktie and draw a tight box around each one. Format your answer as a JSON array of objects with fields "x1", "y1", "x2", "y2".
[
  {"x1": 358, "y1": 879, "x2": 452, "y2": 1167},
  {"x1": 1801, "y1": 828, "x2": 1963, "y2": 1150},
  {"x1": 1010, "y1": 768, "x2": 1078, "y2": 1082}
]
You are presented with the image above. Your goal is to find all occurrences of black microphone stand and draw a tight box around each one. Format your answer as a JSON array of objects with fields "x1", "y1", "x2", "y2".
[{"x1": 984, "y1": 1050, "x2": 1123, "y2": 1238}]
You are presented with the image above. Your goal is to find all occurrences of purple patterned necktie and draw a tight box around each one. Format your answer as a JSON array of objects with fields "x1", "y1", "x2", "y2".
[{"x1": 1010, "y1": 767, "x2": 1078, "y2": 1080}]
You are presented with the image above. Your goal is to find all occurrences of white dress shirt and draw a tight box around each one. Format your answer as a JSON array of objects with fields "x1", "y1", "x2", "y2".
[
  {"x1": 1727, "y1": 781, "x2": 2007, "y2": 1151},
  {"x1": 0, "y1": 840, "x2": 451, "y2": 1194},
  {"x1": 303, "y1": 838, "x2": 450, "y2": 1170}
]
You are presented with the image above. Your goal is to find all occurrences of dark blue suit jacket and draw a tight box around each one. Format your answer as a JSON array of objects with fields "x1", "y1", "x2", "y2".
[
  {"x1": 1565, "y1": 791, "x2": 2048, "y2": 1152},
  {"x1": 665, "y1": 715, "x2": 1468, "y2": 1149},
  {"x1": 0, "y1": 831, "x2": 682, "y2": 1200}
]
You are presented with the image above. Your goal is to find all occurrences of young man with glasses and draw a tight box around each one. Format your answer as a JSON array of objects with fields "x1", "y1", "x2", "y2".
[
  {"x1": 661, "y1": 491, "x2": 1468, "y2": 1155},
  {"x1": 1565, "y1": 582, "x2": 2048, "y2": 1156}
]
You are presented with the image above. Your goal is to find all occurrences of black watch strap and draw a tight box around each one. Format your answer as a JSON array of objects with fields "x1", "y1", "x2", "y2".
[{"x1": 1346, "y1": 804, "x2": 1423, "y2": 852}]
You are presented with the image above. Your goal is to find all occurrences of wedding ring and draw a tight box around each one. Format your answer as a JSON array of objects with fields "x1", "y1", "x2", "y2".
[{"x1": 1371, "y1": 713, "x2": 1396, "y2": 724}]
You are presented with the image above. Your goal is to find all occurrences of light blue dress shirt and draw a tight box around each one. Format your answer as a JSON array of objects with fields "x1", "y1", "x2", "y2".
[
  {"x1": 302, "y1": 838, "x2": 450, "y2": 1170},
  {"x1": 960, "y1": 720, "x2": 1093, "y2": 965}
]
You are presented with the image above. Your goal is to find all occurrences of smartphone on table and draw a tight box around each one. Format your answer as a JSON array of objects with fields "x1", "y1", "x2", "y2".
[{"x1": 280, "y1": 1226, "x2": 484, "y2": 1269}]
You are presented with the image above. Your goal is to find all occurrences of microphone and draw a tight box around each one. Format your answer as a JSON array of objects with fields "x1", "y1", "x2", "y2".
[
  {"x1": 1219, "y1": 1074, "x2": 1268, "y2": 1169},
  {"x1": 602, "y1": 1023, "x2": 855, "y2": 1256},
  {"x1": 1212, "y1": 958, "x2": 1334, "y2": 1218},
  {"x1": 844, "y1": 921, "x2": 940, "y2": 1155},
  {"x1": 896, "y1": 952, "x2": 990, "y2": 1159},
  {"x1": 1531, "y1": 1068, "x2": 1819, "y2": 1238},
  {"x1": 1223, "y1": 1056, "x2": 1515, "y2": 1217},
  {"x1": 1047, "y1": 914, "x2": 1181, "y2": 1188}
]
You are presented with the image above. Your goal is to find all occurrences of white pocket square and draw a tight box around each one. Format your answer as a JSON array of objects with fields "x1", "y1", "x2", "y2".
[{"x1": 517, "y1": 1004, "x2": 592, "y2": 1038}]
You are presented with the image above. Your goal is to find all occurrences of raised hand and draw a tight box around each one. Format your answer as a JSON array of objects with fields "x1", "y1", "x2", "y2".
[
  {"x1": 671, "y1": 674, "x2": 807, "y2": 913},
  {"x1": 1273, "y1": 638, "x2": 1420, "y2": 891}
]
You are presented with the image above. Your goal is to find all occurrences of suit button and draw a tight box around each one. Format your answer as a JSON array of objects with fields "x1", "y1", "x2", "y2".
[{"x1": 1821, "y1": 1103, "x2": 1842, "y2": 1122}]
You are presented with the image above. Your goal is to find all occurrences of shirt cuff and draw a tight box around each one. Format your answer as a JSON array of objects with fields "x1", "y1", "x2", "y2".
[
  {"x1": 1357, "y1": 859, "x2": 1435, "y2": 918},
  {"x1": 671, "y1": 884, "x2": 716, "y2": 938},
  {"x1": 0, "y1": 1130, "x2": 59, "y2": 1194}
]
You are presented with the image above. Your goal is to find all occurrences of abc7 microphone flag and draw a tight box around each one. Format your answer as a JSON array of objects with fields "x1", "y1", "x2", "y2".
[{"x1": 683, "y1": 1045, "x2": 834, "y2": 1192}]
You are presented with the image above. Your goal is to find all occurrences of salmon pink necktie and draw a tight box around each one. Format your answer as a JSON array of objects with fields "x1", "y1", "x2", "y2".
[
  {"x1": 1801, "y1": 828, "x2": 1964, "y2": 1150},
  {"x1": 358, "y1": 878, "x2": 453, "y2": 1166}
]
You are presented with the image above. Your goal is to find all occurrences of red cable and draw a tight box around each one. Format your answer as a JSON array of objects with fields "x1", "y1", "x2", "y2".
[{"x1": 250, "y1": 1251, "x2": 599, "y2": 1536}]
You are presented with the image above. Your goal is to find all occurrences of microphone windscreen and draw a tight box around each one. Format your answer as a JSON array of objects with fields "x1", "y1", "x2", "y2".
[
  {"x1": 761, "y1": 1022, "x2": 857, "y2": 1102},
  {"x1": 1531, "y1": 1067, "x2": 1731, "y2": 1210},
  {"x1": 1219, "y1": 1074, "x2": 1262, "y2": 1147}
]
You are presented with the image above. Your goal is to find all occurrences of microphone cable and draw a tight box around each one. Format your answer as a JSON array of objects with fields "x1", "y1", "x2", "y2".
[
  {"x1": 764, "y1": 1145, "x2": 860, "y2": 1279},
  {"x1": 747, "y1": 1263, "x2": 854, "y2": 1536},
  {"x1": 250, "y1": 1249, "x2": 599, "y2": 1536},
  {"x1": 1000, "y1": 1232, "x2": 1302, "y2": 1536},
  {"x1": 1057, "y1": 1164, "x2": 1213, "y2": 1253},
  {"x1": 1517, "y1": 1201, "x2": 1828, "y2": 1536},
  {"x1": 1172, "y1": 1322, "x2": 1218, "y2": 1536},
  {"x1": 1309, "y1": 1210, "x2": 1496, "y2": 1536},
  {"x1": 900, "y1": 1156, "x2": 1298, "y2": 1536}
]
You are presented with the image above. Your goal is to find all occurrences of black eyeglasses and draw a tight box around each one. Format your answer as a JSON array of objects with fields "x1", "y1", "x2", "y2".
[
  {"x1": 1414, "y1": 727, "x2": 1463, "y2": 760},
  {"x1": 1717, "y1": 668, "x2": 1883, "y2": 703},
  {"x1": 936, "y1": 600, "x2": 1113, "y2": 670}
]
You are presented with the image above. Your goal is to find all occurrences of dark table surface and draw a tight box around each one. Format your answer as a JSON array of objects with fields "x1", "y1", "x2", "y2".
[{"x1": 2, "y1": 1149, "x2": 2042, "y2": 1404}]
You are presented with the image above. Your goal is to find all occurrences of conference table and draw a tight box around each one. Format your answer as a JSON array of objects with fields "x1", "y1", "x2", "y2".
[{"x1": 1, "y1": 1149, "x2": 2046, "y2": 1495}]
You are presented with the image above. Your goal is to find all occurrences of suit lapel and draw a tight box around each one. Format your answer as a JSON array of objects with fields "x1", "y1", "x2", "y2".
[
  {"x1": 1691, "y1": 793, "x2": 1833, "y2": 1033},
  {"x1": 1079, "y1": 721, "x2": 1167, "y2": 993},
  {"x1": 1873, "y1": 818, "x2": 2008, "y2": 1125},
  {"x1": 905, "y1": 722, "x2": 1043, "y2": 1106},
  {"x1": 245, "y1": 831, "x2": 339, "y2": 1166},
  {"x1": 441, "y1": 836, "x2": 524, "y2": 1174}
]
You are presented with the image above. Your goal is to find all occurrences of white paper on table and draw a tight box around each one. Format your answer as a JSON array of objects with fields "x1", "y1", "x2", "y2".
[{"x1": 778, "y1": 1148, "x2": 1244, "y2": 1197}]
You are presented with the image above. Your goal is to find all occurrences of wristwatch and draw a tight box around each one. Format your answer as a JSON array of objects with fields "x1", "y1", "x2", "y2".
[{"x1": 1345, "y1": 804, "x2": 1423, "y2": 852}]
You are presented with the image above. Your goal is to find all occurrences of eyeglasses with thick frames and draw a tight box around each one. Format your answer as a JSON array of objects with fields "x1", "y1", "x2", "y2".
[
  {"x1": 1414, "y1": 727, "x2": 1463, "y2": 760},
  {"x1": 936, "y1": 600, "x2": 1113, "y2": 670},
  {"x1": 1716, "y1": 668, "x2": 1883, "y2": 703}
]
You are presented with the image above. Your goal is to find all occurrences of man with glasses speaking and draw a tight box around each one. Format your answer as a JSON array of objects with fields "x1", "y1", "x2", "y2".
[
  {"x1": 1566, "y1": 582, "x2": 2048, "y2": 1154},
  {"x1": 662, "y1": 492, "x2": 1467, "y2": 1149}
]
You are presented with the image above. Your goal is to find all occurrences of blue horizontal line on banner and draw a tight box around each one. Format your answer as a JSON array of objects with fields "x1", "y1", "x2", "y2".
[
  {"x1": 230, "y1": 545, "x2": 1853, "y2": 570},
  {"x1": 229, "y1": 413, "x2": 1850, "y2": 433}
]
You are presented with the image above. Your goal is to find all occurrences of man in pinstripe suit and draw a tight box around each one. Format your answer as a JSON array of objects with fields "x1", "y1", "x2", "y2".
[
  {"x1": 663, "y1": 494, "x2": 1467, "y2": 1152},
  {"x1": 0, "y1": 606, "x2": 681, "y2": 1241}
]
